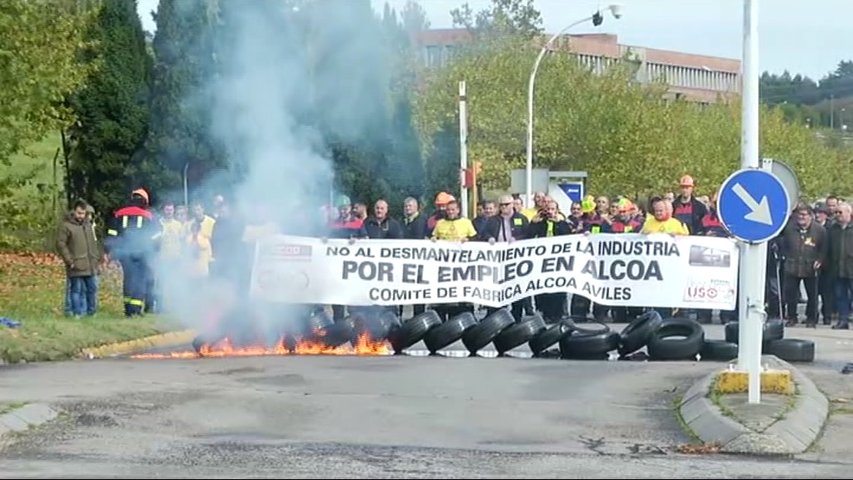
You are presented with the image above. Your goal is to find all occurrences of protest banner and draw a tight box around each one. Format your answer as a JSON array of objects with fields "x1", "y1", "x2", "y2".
[{"x1": 249, "y1": 234, "x2": 739, "y2": 310}]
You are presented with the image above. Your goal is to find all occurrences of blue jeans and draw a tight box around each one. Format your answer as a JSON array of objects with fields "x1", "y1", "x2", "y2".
[
  {"x1": 836, "y1": 278, "x2": 852, "y2": 326},
  {"x1": 69, "y1": 276, "x2": 97, "y2": 316}
]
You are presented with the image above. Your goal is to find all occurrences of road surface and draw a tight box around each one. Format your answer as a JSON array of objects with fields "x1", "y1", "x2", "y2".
[{"x1": 1, "y1": 323, "x2": 851, "y2": 478}]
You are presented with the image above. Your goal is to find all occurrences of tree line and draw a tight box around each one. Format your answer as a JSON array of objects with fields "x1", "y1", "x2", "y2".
[{"x1": 0, "y1": 0, "x2": 850, "y2": 250}]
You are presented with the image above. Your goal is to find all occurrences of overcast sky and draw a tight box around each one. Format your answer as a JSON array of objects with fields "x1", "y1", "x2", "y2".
[{"x1": 136, "y1": 0, "x2": 851, "y2": 81}]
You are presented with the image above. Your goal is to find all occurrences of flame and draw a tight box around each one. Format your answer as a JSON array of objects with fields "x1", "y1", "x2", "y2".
[{"x1": 130, "y1": 331, "x2": 391, "y2": 360}]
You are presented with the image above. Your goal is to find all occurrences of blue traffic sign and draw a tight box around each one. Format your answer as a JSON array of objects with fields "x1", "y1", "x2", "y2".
[
  {"x1": 558, "y1": 182, "x2": 584, "y2": 204},
  {"x1": 717, "y1": 168, "x2": 791, "y2": 243}
]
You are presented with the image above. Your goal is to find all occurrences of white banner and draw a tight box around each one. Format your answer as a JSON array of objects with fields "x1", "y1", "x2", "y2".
[{"x1": 249, "y1": 234, "x2": 739, "y2": 310}]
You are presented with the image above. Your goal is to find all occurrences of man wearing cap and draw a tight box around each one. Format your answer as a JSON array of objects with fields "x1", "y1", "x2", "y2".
[
  {"x1": 105, "y1": 188, "x2": 161, "y2": 317},
  {"x1": 673, "y1": 175, "x2": 708, "y2": 235},
  {"x1": 328, "y1": 194, "x2": 364, "y2": 321}
]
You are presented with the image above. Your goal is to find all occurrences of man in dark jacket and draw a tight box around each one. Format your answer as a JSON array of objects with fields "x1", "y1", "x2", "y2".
[
  {"x1": 57, "y1": 199, "x2": 100, "y2": 317},
  {"x1": 779, "y1": 204, "x2": 827, "y2": 327},
  {"x1": 359, "y1": 199, "x2": 403, "y2": 239},
  {"x1": 529, "y1": 200, "x2": 571, "y2": 323},
  {"x1": 672, "y1": 175, "x2": 708, "y2": 235},
  {"x1": 480, "y1": 194, "x2": 530, "y2": 322},
  {"x1": 827, "y1": 203, "x2": 853, "y2": 329},
  {"x1": 402, "y1": 197, "x2": 428, "y2": 240}
]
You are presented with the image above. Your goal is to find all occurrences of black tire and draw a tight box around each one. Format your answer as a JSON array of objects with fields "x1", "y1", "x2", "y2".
[
  {"x1": 700, "y1": 340, "x2": 738, "y2": 361},
  {"x1": 389, "y1": 310, "x2": 442, "y2": 353},
  {"x1": 306, "y1": 310, "x2": 335, "y2": 335},
  {"x1": 192, "y1": 334, "x2": 216, "y2": 353},
  {"x1": 763, "y1": 318, "x2": 785, "y2": 342},
  {"x1": 350, "y1": 309, "x2": 401, "y2": 342},
  {"x1": 314, "y1": 321, "x2": 352, "y2": 348},
  {"x1": 559, "y1": 329, "x2": 620, "y2": 359},
  {"x1": 724, "y1": 321, "x2": 739, "y2": 343},
  {"x1": 562, "y1": 315, "x2": 600, "y2": 327},
  {"x1": 646, "y1": 317, "x2": 705, "y2": 361},
  {"x1": 563, "y1": 319, "x2": 609, "y2": 335},
  {"x1": 529, "y1": 322, "x2": 574, "y2": 356},
  {"x1": 764, "y1": 338, "x2": 815, "y2": 363},
  {"x1": 423, "y1": 312, "x2": 478, "y2": 353},
  {"x1": 462, "y1": 309, "x2": 515, "y2": 354},
  {"x1": 519, "y1": 313, "x2": 547, "y2": 332},
  {"x1": 493, "y1": 317, "x2": 546, "y2": 354},
  {"x1": 724, "y1": 319, "x2": 785, "y2": 344},
  {"x1": 618, "y1": 310, "x2": 663, "y2": 356}
]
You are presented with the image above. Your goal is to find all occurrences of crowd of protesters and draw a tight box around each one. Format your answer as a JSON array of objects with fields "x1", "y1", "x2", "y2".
[{"x1": 55, "y1": 175, "x2": 852, "y2": 331}]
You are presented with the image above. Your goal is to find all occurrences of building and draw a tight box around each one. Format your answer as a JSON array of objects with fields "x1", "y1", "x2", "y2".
[{"x1": 415, "y1": 29, "x2": 742, "y2": 104}]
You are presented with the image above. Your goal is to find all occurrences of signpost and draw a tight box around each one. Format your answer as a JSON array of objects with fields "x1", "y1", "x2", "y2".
[{"x1": 716, "y1": 0, "x2": 790, "y2": 405}]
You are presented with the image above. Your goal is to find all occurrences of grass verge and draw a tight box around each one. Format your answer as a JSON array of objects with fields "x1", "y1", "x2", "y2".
[
  {"x1": 0, "y1": 252, "x2": 179, "y2": 363},
  {"x1": 0, "y1": 402, "x2": 28, "y2": 416}
]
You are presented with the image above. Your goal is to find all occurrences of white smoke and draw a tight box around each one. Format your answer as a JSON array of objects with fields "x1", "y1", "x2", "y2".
[{"x1": 153, "y1": 0, "x2": 393, "y2": 341}]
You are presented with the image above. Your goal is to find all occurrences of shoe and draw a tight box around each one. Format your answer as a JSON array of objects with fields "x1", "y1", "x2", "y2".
[
  {"x1": 831, "y1": 323, "x2": 849, "y2": 330},
  {"x1": 785, "y1": 319, "x2": 799, "y2": 327},
  {"x1": 805, "y1": 321, "x2": 817, "y2": 329}
]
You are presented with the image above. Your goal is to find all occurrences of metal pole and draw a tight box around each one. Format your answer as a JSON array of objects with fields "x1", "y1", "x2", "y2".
[
  {"x1": 459, "y1": 81, "x2": 469, "y2": 218},
  {"x1": 183, "y1": 162, "x2": 190, "y2": 207},
  {"x1": 736, "y1": 0, "x2": 766, "y2": 405},
  {"x1": 526, "y1": 17, "x2": 592, "y2": 205}
]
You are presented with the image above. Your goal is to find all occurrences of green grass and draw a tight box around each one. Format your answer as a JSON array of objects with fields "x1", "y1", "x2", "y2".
[
  {"x1": 4, "y1": 133, "x2": 64, "y2": 194},
  {"x1": 0, "y1": 252, "x2": 180, "y2": 363}
]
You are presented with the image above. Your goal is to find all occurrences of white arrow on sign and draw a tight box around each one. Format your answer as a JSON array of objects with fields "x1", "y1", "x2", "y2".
[{"x1": 732, "y1": 183, "x2": 773, "y2": 225}]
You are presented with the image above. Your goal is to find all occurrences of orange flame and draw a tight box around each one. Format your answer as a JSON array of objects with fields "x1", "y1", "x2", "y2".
[{"x1": 130, "y1": 332, "x2": 391, "y2": 360}]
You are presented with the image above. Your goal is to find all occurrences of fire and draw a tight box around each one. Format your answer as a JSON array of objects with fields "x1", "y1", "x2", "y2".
[{"x1": 130, "y1": 331, "x2": 391, "y2": 360}]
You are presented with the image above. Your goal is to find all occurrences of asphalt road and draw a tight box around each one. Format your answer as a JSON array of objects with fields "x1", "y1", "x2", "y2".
[{"x1": 1, "y1": 323, "x2": 852, "y2": 478}]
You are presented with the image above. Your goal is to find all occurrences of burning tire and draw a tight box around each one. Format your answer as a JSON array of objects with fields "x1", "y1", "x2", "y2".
[
  {"x1": 529, "y1": 322, "x2": 573, "y2": 356},
  {"x1": 306, "y1": 310, "x2": 335, "y2": 335},
  {"x1": 351, "y1": 308, "x2": 401, "y2": 343},
  {"x1": 618, "y1": 310, "x2": 663, "y2": 357},
  {"x1": 764, "y1": 338, "x2": 815, "y2": 363},
  {"x1": 390, "y1": 310, "x2": 442, "y2": 353},
  {"x1": 559, "y1": 322, "x2": 619, "y2": 360},
  {"x1": 646, "y1": 318, "x2": 705, "y2": 361},
  {"x1": 462, "y1": 309, "x2": 515, "y2": 354},
  {"x1": 315, "y1": 320, "x2": 354, "y2": 348},
  {"x1": 493, "y1": 315, "x2": 546, "y2": 354},
  {"x1": 724, "y1": 318, "x2": 785, "y2": 345},
  {"x1": 700, "y1": 339, "x2": 738, "y2": 361},
  {"x1": 423, "y1": 312, "x2": 478, "y2": 353}
]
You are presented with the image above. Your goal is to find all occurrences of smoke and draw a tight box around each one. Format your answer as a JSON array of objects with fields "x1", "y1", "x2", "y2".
[{"x1": 152, "y1": 0, "x2": 394, "y2": 341}]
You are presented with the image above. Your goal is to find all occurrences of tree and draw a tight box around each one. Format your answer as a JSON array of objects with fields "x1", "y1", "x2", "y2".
[
  {"x1": 142, "y1": 0, "x2": 223, "y2": 196},
  {"x1": 414, "y1": 34, "x2": 850, "y2": 201},
  {"x1": 66, "y1": 0, "x2": 152, "y2": 217},
  {"x1": 0, "y1": 0, "x2": 91, "y2": 164},
  {"x1": 400, "y1": 0, "x2": 430, "y2": 34},
  {"x1": 450, "y1": 0, "x2": 542, "y2": 39}
]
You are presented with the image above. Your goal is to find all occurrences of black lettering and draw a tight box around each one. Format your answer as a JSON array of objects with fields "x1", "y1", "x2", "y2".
[
  {"x1": 646, "y1": 260, "x2": 663, "y2": 280},
  {"x1": 516, "y1": 260, "x2": 533, "y2": 277},
  {"x1": 402, "y1": 263, "x2": 418, "y2": 283},
  {"x1": 355, "y1": 247, "x2": 373, "y2": 257},
  {"x1": 342, "y1": 260, "x2": 358, "y2": 279}
]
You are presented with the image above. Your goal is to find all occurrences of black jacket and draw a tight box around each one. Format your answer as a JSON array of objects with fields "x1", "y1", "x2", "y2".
[
  {"x1": 672, "y1": 196, "x2": 708, "y2": 235},
  {"x1": 359, "y1": 216, "x2": 404, "y2": 239},
  {"x1": 529, "y1": 218, "x2": 571, "y2": 238},
  {"x1": 402, "y1": 212, "x2": 428, "y2": 240},
  {"x1": 827, "y1": 222, "x2": 853, "y2": 279},
  {"x1": 779, "y1": 221, "x2": 827, "y2": 278},
  {"x1": 479, "y1": 213, "x2": 529, "y2": 242}
]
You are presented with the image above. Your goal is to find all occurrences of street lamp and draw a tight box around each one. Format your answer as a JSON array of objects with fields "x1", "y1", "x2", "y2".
[{"x1": 525, "y1": 4, "x2": 623, "y2": 204}]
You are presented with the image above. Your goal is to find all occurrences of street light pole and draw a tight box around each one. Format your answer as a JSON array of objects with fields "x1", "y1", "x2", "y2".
[{"x1": 525, "y1": 5, "x2": 623, "y2": 205}]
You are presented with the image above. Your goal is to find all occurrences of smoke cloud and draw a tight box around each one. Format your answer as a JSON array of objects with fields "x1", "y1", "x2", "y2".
[{"x1": 153, "y1": 0, "x2": 394, "y2": 342}]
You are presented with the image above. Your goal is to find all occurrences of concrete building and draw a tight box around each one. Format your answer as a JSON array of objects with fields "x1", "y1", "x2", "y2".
[{"x1": 415, "y1": 29, "x2": 741, "y2": 104}]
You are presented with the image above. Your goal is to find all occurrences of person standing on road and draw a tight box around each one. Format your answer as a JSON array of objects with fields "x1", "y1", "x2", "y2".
[
  {"x1": 642, "y1": 197, "x2": 689, "y2": 318},
  {"x1": 480, "y1": 194, "x2": 530, "y2": 322},
  {"x1": 827, "y1": 203, "x2": 853, "y2": 330},
  {"x1": 426, "y1": 192, "x2": 454, "y2": 237},
  {"x1": 105, "y1": 189, "x2": 161, "y2": 317},
  {"x1": 529, "y1": 200, "x2": 570, "y2": 323},
  {"x1": 57, "y1": 199, "x2": 101, "y2": 318},
  {"x1": 695, "y1": 195, "x2": 737, "y2": 324},
  {"x1": 603, "y1": 199, "x2": 644, "y2": 323},
  {"x1": 431, "y1": 200, "x2": 477, "y2": 322},
  {"x1": 779, "y1": 204, "x2": 827, "y2": 328},
  {"x1": 401, "y1": 197, "x2": 428, "y2": 317}
]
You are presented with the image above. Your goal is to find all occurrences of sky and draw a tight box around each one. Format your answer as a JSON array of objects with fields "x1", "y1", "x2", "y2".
[{"x1": 135, "y1": 0, "x2": 851, "y2": 81}]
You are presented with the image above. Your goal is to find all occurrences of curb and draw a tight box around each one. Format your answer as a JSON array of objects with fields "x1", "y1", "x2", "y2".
[
  {"x1": 0, "y1": 403, "x2": 59, "y2": 444},
  {"x1": 678, "y1": 355, "x2": 828, "y2": 455},
  {"x1": 80, "y1": 329, "x2": 197, "y2": 359}
]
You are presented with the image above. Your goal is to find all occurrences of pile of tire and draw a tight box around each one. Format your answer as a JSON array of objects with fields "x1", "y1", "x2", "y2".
[{"x1": 717, "y1": 319, "x2": 815, "y2": 363}]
